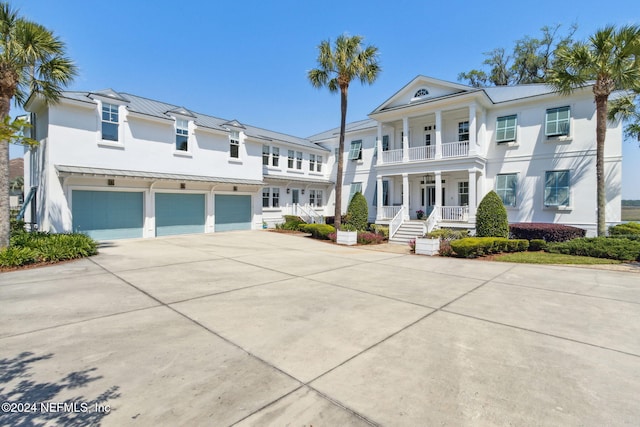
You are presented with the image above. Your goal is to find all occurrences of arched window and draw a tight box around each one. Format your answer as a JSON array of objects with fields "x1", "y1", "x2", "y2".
[{"x1": 414, "y1": 88, "x2": 429, "y2": 98}]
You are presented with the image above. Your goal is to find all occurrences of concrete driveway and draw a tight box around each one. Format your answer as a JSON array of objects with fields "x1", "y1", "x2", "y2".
[{"x1": 1, "y1": 231, "x2": 639, "y2": 426}]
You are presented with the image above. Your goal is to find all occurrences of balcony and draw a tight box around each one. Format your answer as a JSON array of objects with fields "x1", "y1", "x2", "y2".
[{"x1": 380, "y1": 141, "x2": 469, "y2": 165}]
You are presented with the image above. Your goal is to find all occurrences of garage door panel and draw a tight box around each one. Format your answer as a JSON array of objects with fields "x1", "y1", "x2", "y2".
[
  {"x1": 155, "y1": 193, "x2": 205, "y2": 237},
  {"x1": 72, "y1": 191, "x2": 144, "y2": 240},
  {"x1": 215, "y1": 195, "x2": 251, "y2": 232}
]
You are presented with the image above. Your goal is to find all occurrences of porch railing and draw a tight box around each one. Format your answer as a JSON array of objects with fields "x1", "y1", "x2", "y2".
[
  {"x1": 425, "y1": 208, "x2": 438, "y2": 234},
  {"x1": 294, "y1": 203, "x2": 324, "y2": 224},
  {"x1": 379, "y1": 205, "x2": 402, "y2": 220},
  {"x1": 439, "y1": 206, "x2": 469, "y2": 222},
  {"x1": 382, "y1": 149, "x2": 403, "y2": 164},
  {"x1": 408, "y1": 145, "x2": 435, "y2": 161},
  {"x1": 389, "y1": 206, "x2": 405, "y2": 239},
  {"x1": 442, "y1": 141, "x2": 469, "y2": 158}
]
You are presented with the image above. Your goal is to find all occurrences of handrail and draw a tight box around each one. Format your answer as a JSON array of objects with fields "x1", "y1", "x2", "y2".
[
  {"x1": 17, "y1": 186, "x2": 37, "y2": 221},
  {"x1": 297, "y1": 203, "x2": 323, "y2": 224},
  {"x1": 425, "y1": 207, "x2": 438, "y2": 234},
  {"x1": 389, "y1": 206, "x2": 405, "y2": 239}
]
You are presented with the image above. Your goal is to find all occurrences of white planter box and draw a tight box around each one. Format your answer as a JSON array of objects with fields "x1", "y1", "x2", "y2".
[
  {"x1": 415, "y1": 237, "x2": 439, "y2": 256},
  {"x1": 336, "y1": 230, "x2": 358, "y2": 246}
]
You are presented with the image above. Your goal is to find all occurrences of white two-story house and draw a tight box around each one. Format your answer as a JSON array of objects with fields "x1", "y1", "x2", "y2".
[{"x1": 22, "y1": 75, "x2": 622, "y2": 240}]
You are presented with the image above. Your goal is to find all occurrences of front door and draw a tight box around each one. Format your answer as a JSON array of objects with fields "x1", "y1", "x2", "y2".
[{"x1": 292, "y1": 189, "x2": 299, "y2": 204}]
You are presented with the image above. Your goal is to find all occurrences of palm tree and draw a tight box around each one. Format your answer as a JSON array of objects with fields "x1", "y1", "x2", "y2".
[
  {"x1": 0, "y1": 2, "x2": 76, "y2": 248},
  {"x1": 308, "y1": 34, "x2": 380, "y2": 229},
  {"x1": 548, "y1": 25, "x2": 640, "y2": 236}
]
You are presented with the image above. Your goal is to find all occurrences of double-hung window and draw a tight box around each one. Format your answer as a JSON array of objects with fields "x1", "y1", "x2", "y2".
[
  {"x1": 349, "y1": 182, "x2": 362, "y2": 201},
  {"x1": 309, "y1": 189, "x2": 323, "y2": 207},
  {"x1": 458, "y1": 181, "x2": 469, "y2": 206},
  {"x1": 458, "y1": 121, "x2": 469, "y2": 142},
  {"x1": 175, "y1": 119, "x2": 189, "y2": 151},
  {"x1": 262, "y1": 145, "x2": 270, "y2": 165},
  {"x1": 262, "y1": 188, "x2": 270, "y2": 208},
  {"x1": 101, "y1": 103, "x2": 119, "y2": 141},
  {"x1": 349, "y1": 140, "x2": 363, "y2": 160},
  {"x1": 262, "y1": 187, "x2": 280, "y2": 208},
  {"x1": 309, "y1": 154, "x2": 316, "y2": 171},
  {"x1": 544, "y1": 170, "x2": 570, "y2": 207},
  {"x1": 496, "y1": 173, "x2": 517, "y2": 207},
  {"x1": 272, "y1": 147, "x2": 279, "y2": 167},
  {"x1": 496, "y1": 115, "x2": 517, "y2": 143},
  {"x1": 316, "y1": 155, "x2": 322, "y2": 172},
  {"x1": 296, "y1": 151, "x2": 303, "y2": 169},
  {"x1": 229, "y1": 131, "x2": 240, "y2": 158},
  {"x1": 545, "y1": 106, "x2": 570, "y2": 137},
  {"x1": 287, "y1": 150, "x2": 295, "y2": 168}
]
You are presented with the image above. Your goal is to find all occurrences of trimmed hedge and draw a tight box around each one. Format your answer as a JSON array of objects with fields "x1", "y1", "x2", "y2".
[
  {"x1": 450, "y1": 237, "x2": 529, "y2": 258},
  {"x1": 547, "y1": 237, "x2": 640, "y2": 261},
  {"x1": 609, "y1": 222, "x2": 640, "y2": 237},
  {"x1": 528, "y1": 239, "x2": 548, "y2": 251},
  {"x1": 509, "y1": 223, "x2": 586, "y2": 242},
  {"x1": 476, "y1": 191, "x2": 509, "y2": 238},
  {"x1": 298, "y1": 223, "x2": 336, "y2": 240},
  {"x1": 345, "y1": 192, "x2": 368, "y2": 231},
  {"x1": 426, "y1": 228, "x2": 469, "y2": 240}
]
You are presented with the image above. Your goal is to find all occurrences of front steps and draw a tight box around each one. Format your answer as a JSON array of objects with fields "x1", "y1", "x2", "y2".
[{"x1": 389, "y1": 220, "x2": 425, "y2": 245}]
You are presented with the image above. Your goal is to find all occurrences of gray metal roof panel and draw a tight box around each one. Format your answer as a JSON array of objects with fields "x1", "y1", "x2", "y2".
[
  {"x1": 263, "y1": 174, "x2": 334, "y2": 185},
  {"x1": 307, "y1": 118, "x2": 377, "y2": 141},
  {"x1": 56, "y1": 165, "x2": 264, "y2": 185}
]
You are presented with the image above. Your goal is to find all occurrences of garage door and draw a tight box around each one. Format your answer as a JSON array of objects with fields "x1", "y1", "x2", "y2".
[
  {"x1": 155, "y1": 193, "x2": 205, "y2": 236},
  {"x1": 215, "y1": 195, "x2": 251, "y2": 231},
  {"x1": 72, "y1": 190, "x2": 144, "y2": 240}
]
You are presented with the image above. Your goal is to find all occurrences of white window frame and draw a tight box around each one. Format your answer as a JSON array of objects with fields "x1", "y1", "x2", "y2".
[
  {"x1": 296, "y1": 151, "x2": 303, "y2": 170},
  {"x1": 349, "y1": 140, "x2": 363, "y2": 160},
  {"x1": 544, "y1": 170, "x2": 571, "y2": 207},
  {"x1": 309, "y1": 189, "x2": 323, "y2": 207},
  {"x1": 175, "y1": 119, "x2": 189, "y2": 152},
  {"x1": 272, "y1": 147, "x2": 279, "y2": 167},
  {"x1": 316, "y1": 155, "x2": 322, "y2": 172},
  {"x1": 229, "y1": 130, "x2": 240, "y2": 158},
  {"x1": 272, "y1": 187, "x2": 280, "y2": 208},
  {"x1": 349, "y1": 182, "x2": 362, "y2": 201},
  {"x1": 496, "y1": 115, "x2": 517, "y2": 143},
  {"x1": 262, "y1": 145, "x2": 270, "y2": 166},
  {"x1": 458, "y1": 121, "x2": 469, "y2": 142},
  {"x1": 287, "y1": 150, "x2": 295, "y2": 169},
  {"x1": 262, "y1": 187, "x2": 270, "y2": 208},
  {"x1": 495, "y1": 173, "x2": 518, "y2": 207},
  {"x1": 101, "y1": 102, "x2": 119, "y2": 142},
  {"x1": 458, "y1": 181, "x2": 469, "y2": 206},
  {"x1": 309, "y1": 154, "x2": 316, "y2": 171},
  {"x1": 545, "y1": 106, "x2": 570, "y2": 137}
]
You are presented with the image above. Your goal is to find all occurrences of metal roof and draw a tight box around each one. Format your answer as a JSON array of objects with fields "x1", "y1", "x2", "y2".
[
  {"x1": 56, "y1": 165, "x2": 265, "y2": 186},
  {"x1": 263, "y1": 174, "x2": 334, "y2": 185},
  {"x1": 307, "y1": 119, "x2": 377, "y2": 141}
]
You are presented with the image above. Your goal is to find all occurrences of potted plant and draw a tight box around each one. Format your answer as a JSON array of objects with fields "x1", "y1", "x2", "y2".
[
  {"x1": 415, "y1": 234, "x2": 439, "y2": 256},
  {"x1": 336, "y1": 225, "x2": 358, "y2": 245},
  {"x1": 416, "y1": 209, "x2": 425, "y2": 220}
]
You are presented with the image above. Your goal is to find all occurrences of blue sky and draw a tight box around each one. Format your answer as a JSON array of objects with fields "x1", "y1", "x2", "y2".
[{"x1": 9, "y1": 0, "x2": 640, "y2": 198}]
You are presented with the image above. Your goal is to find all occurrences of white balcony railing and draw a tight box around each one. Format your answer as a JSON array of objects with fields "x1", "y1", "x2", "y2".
[
  {"x1": 408, "y1": 145, "x2": 435, "y2": 161},
  {"x1": 379, "y1": 205, "x2": 402, "y2": 220},
  {"x1": 439, "y1": 206, "x2": 469, "y2": 222},
  {"x1": 441, "y1": 141, "x2": 469, "y2": 158},
  {"x1": 382, "y1": 149, "x2": 403, "y2": 164}
]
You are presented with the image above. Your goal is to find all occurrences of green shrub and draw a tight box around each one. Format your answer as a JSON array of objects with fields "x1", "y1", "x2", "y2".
[
  {"x1": 547, "y1": 237, "x2": 640, "y2": 261},
  {"x1": 10, "y1": 218, "x2": 26, "y2": 235},
  {"x1": 299, "y1": 223, "x2": 336, "y2": 240},
  {"x1": 425, "y1": 228, "x2": 469, "y2": 240},
  {"x1": 529, "y1": 239, "x2": 547, "y2": 251},
  {"x1": 369, "y1": 224, "x2": 389, "y2": 238},
  {"x1": 0, "y1": 246, "x2": 39, "y2": 267},
  {"x1": 476, "y1": 191, "x2": 509, "y2": 238},
  {"x1": 2, "y1": 232, "x2": 98, "y2": 268},
  {"x1": 282, "y1": 215, "x2": 305, "y2": 230},
  {"x1": 609, "y1": 222, "x2": 640, "y2": 236},
  {"x1": 450, "y1": 237, "x2": 529, "y2": 258},
  {"x1": 345, "y1": 192, "x2": 368, "y2": 231}
]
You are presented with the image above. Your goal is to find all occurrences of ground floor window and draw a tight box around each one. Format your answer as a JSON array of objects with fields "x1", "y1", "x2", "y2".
[
  {"x1": 262, "y1": 187, "x2": 280, "y2": 208},
  {"x1": 349, "y1": 182, "x2": 362, "y2": 201},
  {"x1": 458, "y1": 181, "x2": 469, "y2": 206},
  {"x1": 309, "y1": 189, "x2": 323, "y2": 207},
  {"x1": 544, "y1": 170, "x2": 570, "y2": 207},
  {"x1": 496, "y1": 173, "x2": 517, "y2": 207}
]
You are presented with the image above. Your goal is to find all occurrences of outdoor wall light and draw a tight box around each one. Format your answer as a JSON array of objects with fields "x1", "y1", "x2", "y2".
[
  {"x1": 286, "y1": 188, "x2": 290, "y2": 194},
  {"x1": 233, "y1": 186, "x2": 238, "y2": 192},
  {"x1": 301, "y1": 189, "x2": 305, "y2": 195},
  {"x1": 180, "y1": 183, "x2": 186, "y2": 189}
]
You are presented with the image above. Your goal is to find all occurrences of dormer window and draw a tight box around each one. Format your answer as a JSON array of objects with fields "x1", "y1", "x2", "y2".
[
  {"x1": 101, "y1": 103, "x2": 119, "y2": 141},
  {"x1": 229, "y1": 130, "x2": 240, "y2": 158},
  {"x1": 175, "y1": 119, "x2": 189, "y2": 151}
]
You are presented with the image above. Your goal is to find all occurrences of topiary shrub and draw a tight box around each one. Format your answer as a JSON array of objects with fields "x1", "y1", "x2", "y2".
[
  {"x1": 475, "y1": 191, "x2": 509, "y2": 238},
  {"x1": 345, "y1": 192, "x2": 368, "y2": 231},
  {"x1": 509, "y1": 223, "x2": 585, "y2": 242}
]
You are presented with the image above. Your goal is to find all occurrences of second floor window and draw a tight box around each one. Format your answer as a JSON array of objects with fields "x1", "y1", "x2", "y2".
[
  {"x1": 316, "y1": 155, "x2": 322, "y2": 172},
  {"x1": 496, "y1": 115, "x2": 517, "y2": 143},
  {"x1": 349, "y1": 140, "x2": 363, "y2": 160},
  {"x1": 546, "y1": 106, "x2": 570, "y2": 137},
  {"x1": 272, "y1": 147, "x2": 279, "y2": 167},
  {"x1": 176, "y1": 119, "x2": 189, "y2": 151},
  {"x1": 458, "y1": 121, "x2": 469, "y2": 142},
  {"x1": 262, "y1": 145, "x2": 270, "y2": 165},
  {"x1": 296, "y1": 151, "x2": 303, "y2": 169},
  {"x1": 230, "y1": 131, "x2": 240, "y2": 158},
  {"x1": 101, "y1": 103, "x2": 119, "y2": 141},
  {"x1": 309, "y1": 154, "x2": 316, "y2": 171},
  {"x1": 288, "y1": 150, "x2": 294, "y2": 168}
]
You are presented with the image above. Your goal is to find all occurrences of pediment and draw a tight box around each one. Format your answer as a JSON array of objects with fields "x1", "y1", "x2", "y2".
[
  {"x1": 89, "y1": 89, "x2": 129, "y2": 103},
  {"x1": 222, "y1": 119, "x2": 246, "y2": 130},
  {"x1": 371, "y1": 76, "x2": 472, "y2": 113}
]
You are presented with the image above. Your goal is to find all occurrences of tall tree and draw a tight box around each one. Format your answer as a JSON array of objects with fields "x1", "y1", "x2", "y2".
[
  {"x1": 458, "y1": 24, "x2": 577, "y2": 87},
  {"x1": 0, "y1": 2, "x2": 76, "y2": 248},
  {"x1": 308, "y1": 34, "x2": 380, "y2": 229},
  {"x1": 548, "y1": 25, "x2": 640, "y2": 236}
]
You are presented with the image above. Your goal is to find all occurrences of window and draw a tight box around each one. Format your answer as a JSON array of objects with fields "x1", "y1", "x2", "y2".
[
  {"x1": 309, "y1": 154, "x2": 316, "y2": 171},
  {"x1": 262, "y1": 187, "x2": 280, "y2": 208},
  {"x1": 349, "y1": 140, "x2": 363, "y2": 160},
  {"x1": 373, "y1": 180, "x2": 389, "y2": 206},
  {"x1": 101, "y1": 103, "x2": 119, "y2": 141},
  {"x1": 309, "y1": 189, "x2": 323, "y2": 207},
  {"x1": 496, "y1": 174, "x2": 517, "y2": 207},
  {"x1": 175, "y1": 119, "x2": 189, "y2": 151},
  {"x1": 296, "y1": 151, "x2": 302, "y2": 169},
  {"x1": 230, "y1": 131, "x2": 240, "y2": 158},
  {"x1": 272, "y1": 147, "x2": 279, "y2": 167},
  {"x1": 414, "y1": 88, "x2": 429, "y2": 98},
  {"x1": 458, "y1": 121, "x2": 469, "y2": 142},
  {"x1": 544, "y1": 170, "x2": 570, "y2": 207},
  {"x1": 425, "y1": 133, "x2": 432, "y2": 146},
  {"x1": 272, "y1": 187, "x2": 280, "y2": 208},
  {"x1": 382, "y1": 135, "x2": 389, "y2": 151},
  {"x1": 316, "y1": 155, "x2": 322, "y2": 172},
  {"x1": 262, "y1": 188, "x2": 270, "y2": 208},
  {"x1": 349, "y1": 182, "x2": 362, "y2": 201},
  {"x1": 496, "y1": 115, "x2": 517, "y2": 143},
  {"x1": 458, "y1": 181, "x2": 469, "y2": 206},
  {"x1": 262, "y1": 145, "x2": 270, "y2": 165},
  {"x1": 287, "y1": 150, "x2": 294, "y2": 168},
  {"x1": 546, "y1": 106, "x2": 570, "y2": 137}
]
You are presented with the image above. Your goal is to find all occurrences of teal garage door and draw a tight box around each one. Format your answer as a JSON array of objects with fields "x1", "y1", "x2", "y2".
[
  {"x1": 72, "y1": 190, "x2": 144, "y2": 240},
  {"x1": 215, "y1": 195, "x2": 251, "y2": 231},
  {"x1": 155, "y1": 193, "x2": 205, "y2": 236}
]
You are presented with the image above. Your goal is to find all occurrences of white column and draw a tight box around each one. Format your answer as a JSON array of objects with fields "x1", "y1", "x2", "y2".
[
  {"x1": 469, "y1": 103, "x2": 477, "y2": 155},
  {"x1": 402, "y1": 117, "x2": 409, "y2": 162},
  {"x1": 376, "y1": 175, "x2": 383, "y2": 220},
  {"x1": 376, "y1": 122, "x2": 383, "y2": 166},
  {"x1": 479, "y1": 108, "x2": 486, "y2": 155},
  {"x1": 468, "y1": 169, "x2": 477, "y2": 221},
  {"x1": 435, "y1": 171, "x2": 442, "y2": 220},
  {"x1": 435, "y1": 111, "x2": 442, "y2": 159},
  {"x1": 402, "y1": 173, "x2": 410, "y2": 220}
]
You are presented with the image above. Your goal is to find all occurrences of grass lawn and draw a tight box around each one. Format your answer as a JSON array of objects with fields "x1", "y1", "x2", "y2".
[{"x1": 494, "y1": 251, "x2": 622, "y2": 265}]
